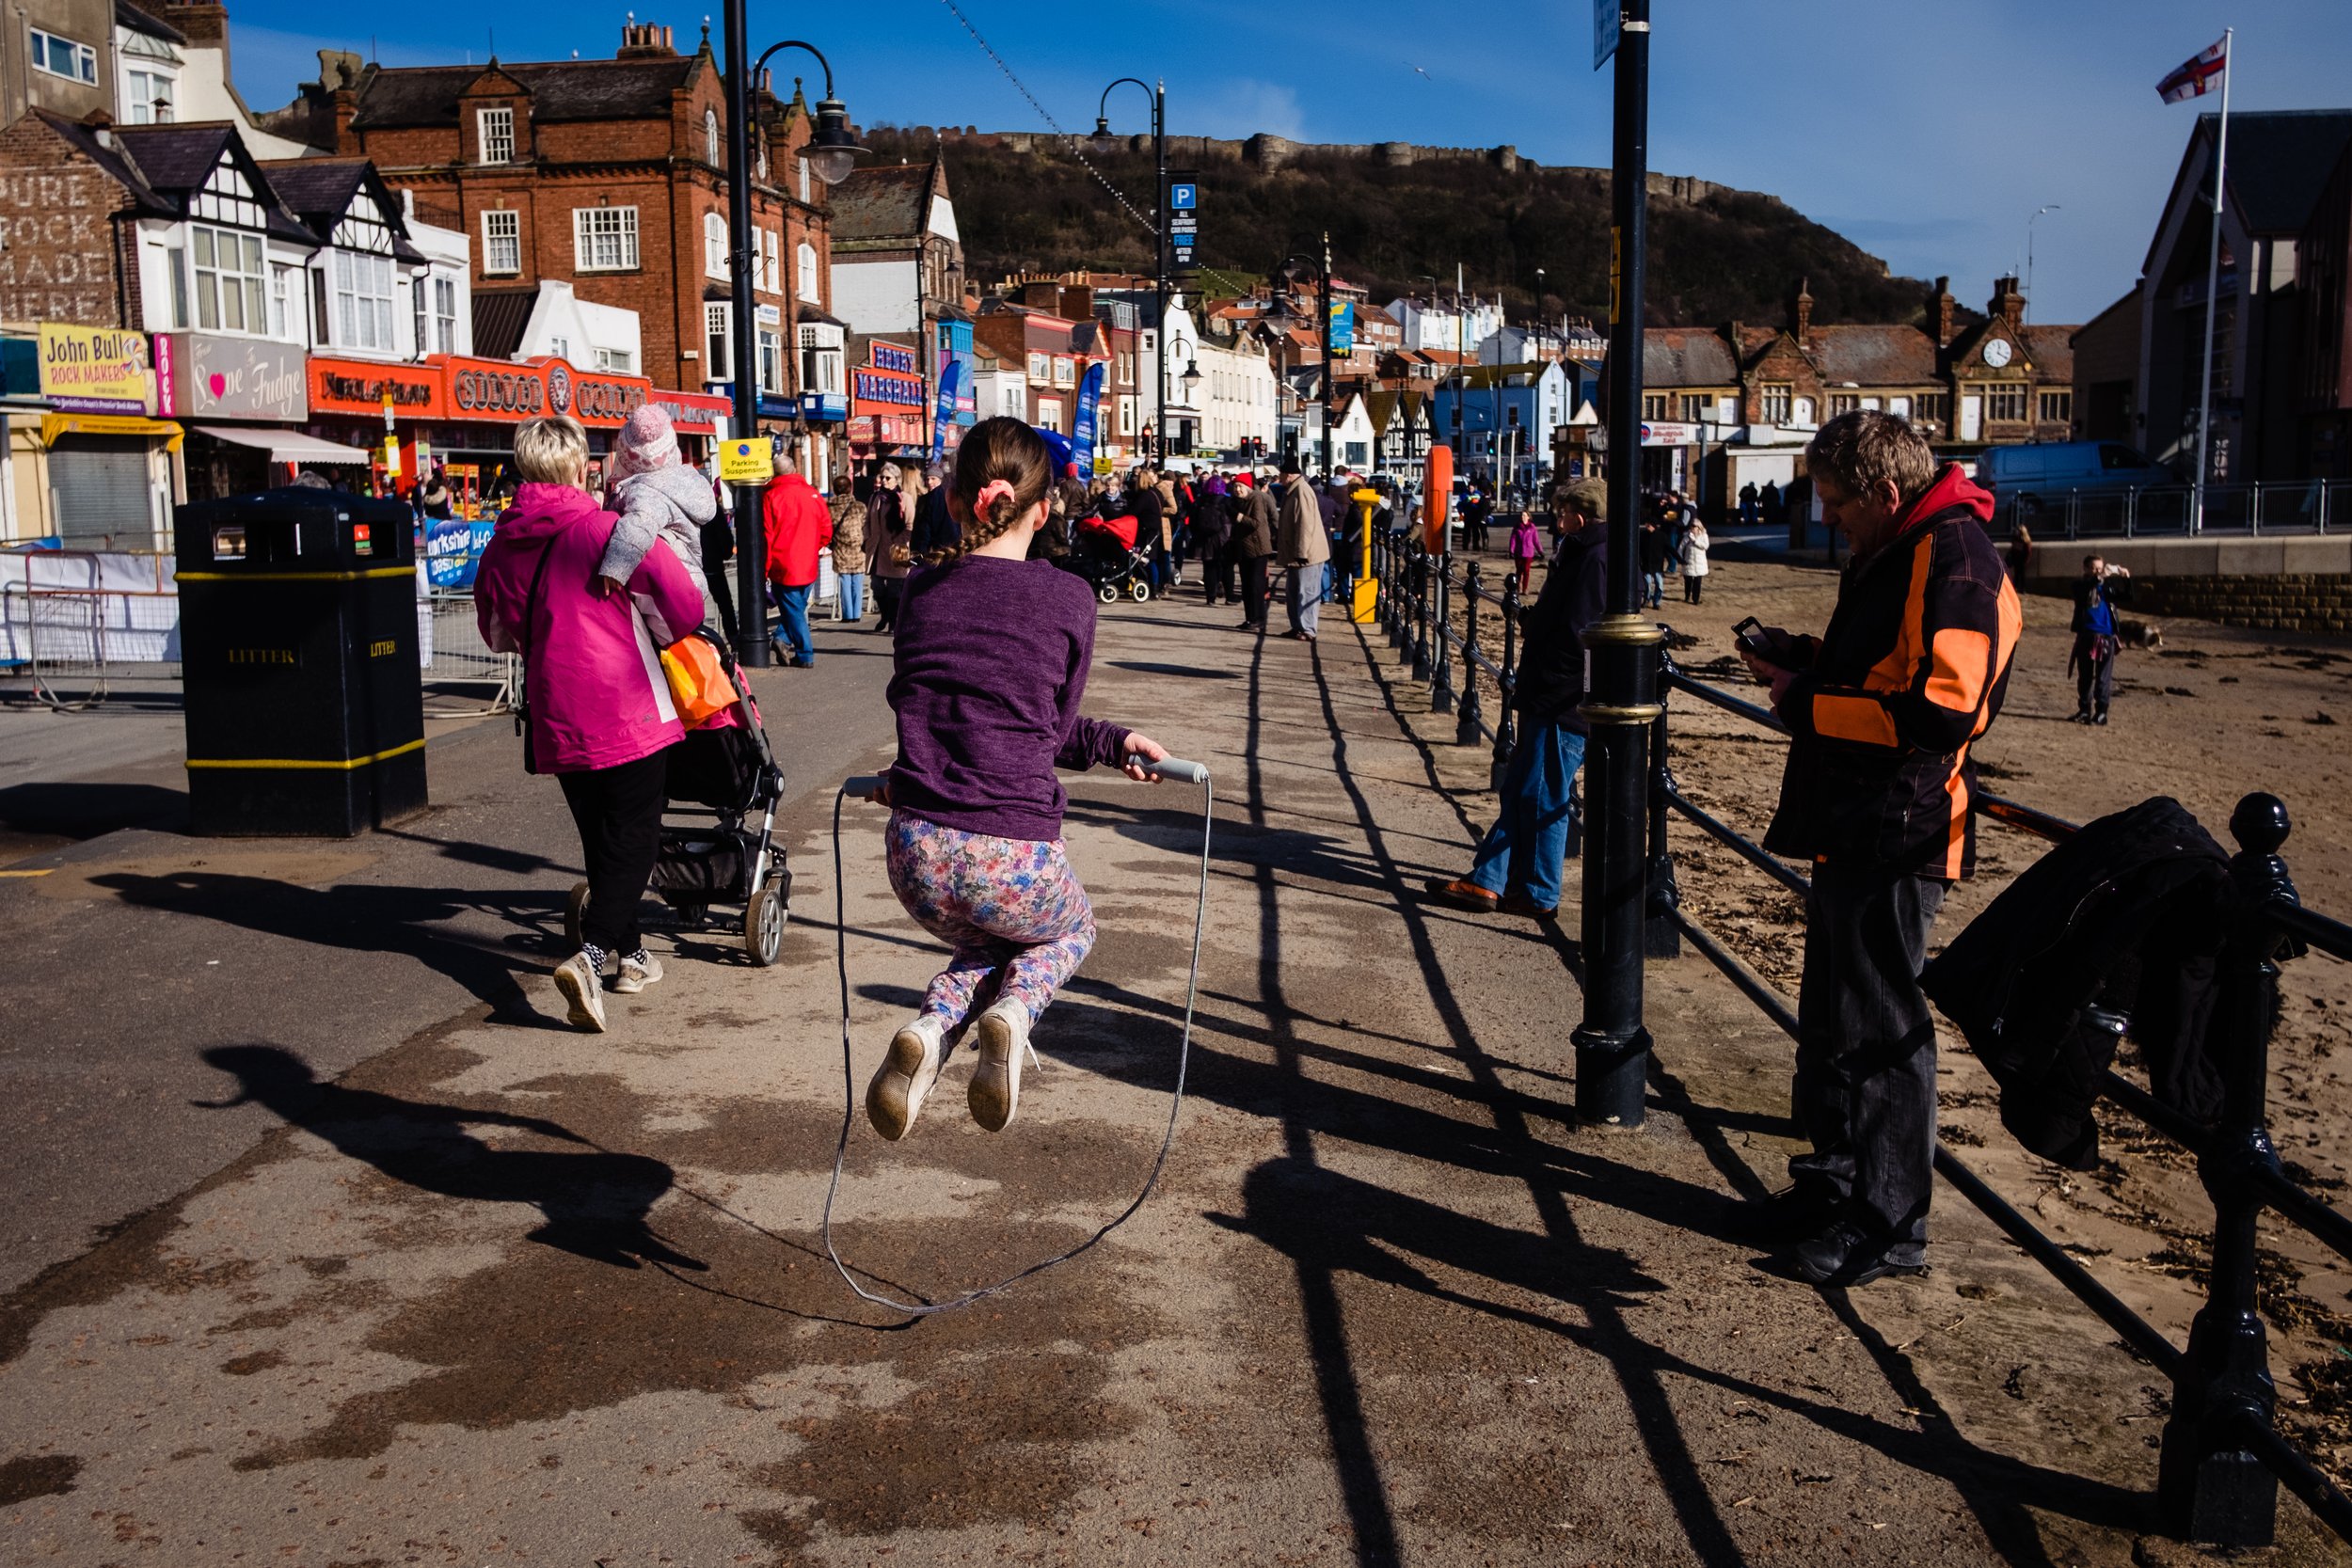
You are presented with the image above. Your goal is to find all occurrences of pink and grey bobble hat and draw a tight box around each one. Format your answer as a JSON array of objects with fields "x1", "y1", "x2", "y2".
[{"x1": 606, "y1": 405, "x2": 680, "y2": 485}]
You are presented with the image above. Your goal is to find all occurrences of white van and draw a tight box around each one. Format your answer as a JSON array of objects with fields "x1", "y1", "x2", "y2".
[{"x1": 1976, "y1": 442, "x2": 2173, "y2": 514}]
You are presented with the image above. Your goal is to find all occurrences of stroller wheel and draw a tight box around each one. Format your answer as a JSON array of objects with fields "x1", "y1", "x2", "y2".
[
  {"x1": 1129, "y1": 579, "x2": 1152, "y2": 603},
  {"x1": 745, "y1": 880, "x2": 787, "y2": 968},
  {"x1": 564, "y1": 880, "x2": 590, "y2": 951},
  {"x1": 1097, "y1": 582, "x2": 1120, "y2": 604}
]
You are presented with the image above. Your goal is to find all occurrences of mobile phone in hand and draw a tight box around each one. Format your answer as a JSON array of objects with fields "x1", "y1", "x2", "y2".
[{"x1": 1733, "y1": 617, "x2": 1779, "y2": 662}]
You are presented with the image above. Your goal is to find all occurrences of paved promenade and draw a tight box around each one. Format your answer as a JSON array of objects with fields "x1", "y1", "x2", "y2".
[{"x1": 0, "y1": 603, "x2": 2339, "y2": 1565}]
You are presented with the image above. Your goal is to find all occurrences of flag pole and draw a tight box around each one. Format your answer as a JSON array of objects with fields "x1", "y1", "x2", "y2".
[{"x1": 2192, "y1": 27, "x2": 2232, "y2": 535}]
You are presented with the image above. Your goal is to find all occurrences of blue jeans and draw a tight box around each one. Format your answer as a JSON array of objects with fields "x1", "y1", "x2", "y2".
[
  {"x1": 838, "y1": 572, "x2": 866, "y2": 622},
  {"x1": 1644, "y1": 570, "x2": 1664, "y2": 607},
  {"x1": 771, "y1": 582, "x2": 814, "y2": 664},
  {"x1": 1467, "y1": 720, "x2": 1585, "y2": 910}
]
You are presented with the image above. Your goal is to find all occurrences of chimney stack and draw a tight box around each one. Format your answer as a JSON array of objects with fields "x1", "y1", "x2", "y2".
[
  {"x1": 1931, "y1": 276, "x2": 1955, "y2": 348},
  {"x1": 1789, "y1": 277, "x2": 1813, "y2": 342},
  {"x1": 1991, "y1": 275, "x2": 2025, "y2": 332},
  {"x1": 617, "y1": 21, "x2": 677, "y2": 57}
]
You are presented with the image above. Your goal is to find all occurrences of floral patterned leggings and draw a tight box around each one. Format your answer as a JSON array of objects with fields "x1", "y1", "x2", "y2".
[{"x1": 884, "y1": 811, "x2": 1097, "y2": 1033}]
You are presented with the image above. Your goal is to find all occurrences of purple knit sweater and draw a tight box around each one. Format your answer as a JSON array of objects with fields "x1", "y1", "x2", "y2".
[{"x1": 885, "y1": 555, "x2": 1132, "y2": 841}]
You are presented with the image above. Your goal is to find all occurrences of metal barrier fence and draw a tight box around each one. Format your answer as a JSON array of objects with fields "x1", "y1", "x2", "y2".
[
  {"x1": 1, "y1": 583, "x2": 108, "y2": 709},
  {"x1": 1654, "y1": 657, "x2": 2352, "y2": 1546},
  {"x1": 418, "y1": 552, "x2": 517, "y2": 714},
  {"x1": 1362, "y1": 531, "x2": 2352, "y2": 1544},
  {"x1": 1992, "y1": 479, "x2": 2352, "y2": 540}
]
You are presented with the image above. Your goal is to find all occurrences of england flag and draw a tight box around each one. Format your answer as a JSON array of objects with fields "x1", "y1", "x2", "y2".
[{"x1": 2157, "y1": 37, "x2": 2228, "y2": 103}]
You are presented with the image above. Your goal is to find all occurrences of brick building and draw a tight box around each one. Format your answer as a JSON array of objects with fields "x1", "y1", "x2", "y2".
[
  {"x1": 310, "y1": 20, "x2": 836, "y2": 455},
  {"x1": 1627, "y1": 275, "x2": 2076, "y2": 506}
]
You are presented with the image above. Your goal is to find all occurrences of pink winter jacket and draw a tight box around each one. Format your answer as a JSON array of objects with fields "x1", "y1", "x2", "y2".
[{"x1": 475, "y1": 482, "x2": 705, "y2": 774}]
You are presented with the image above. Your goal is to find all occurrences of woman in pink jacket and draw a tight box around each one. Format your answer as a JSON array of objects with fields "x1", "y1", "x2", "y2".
[{"x1": 476, "y1": 415, "x2": 706, "y2": 1032}]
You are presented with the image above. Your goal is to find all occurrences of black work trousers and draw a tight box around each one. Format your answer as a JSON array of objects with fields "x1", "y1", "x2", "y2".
[
  {"x1": 1238, "y1": 554, "x2": 1271, "y2": 626},
  {"x1": 2074, "y1": 633, "x2": 2116, "y2": 716},
  {"x1": 1788, "y1": 860, "x2": 1947, "y2": 1259},
  {"x1": 557, "y1": 746, "x2": 673, "y2": 957},
  {"x1": 1201, "y1": 542, "x2": 1234, "y2": 605}
]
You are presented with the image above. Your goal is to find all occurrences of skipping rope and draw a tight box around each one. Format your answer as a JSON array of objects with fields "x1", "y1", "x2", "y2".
[{"x1": 820, "y1": 759, "x2": 1214, "y2": 1318}]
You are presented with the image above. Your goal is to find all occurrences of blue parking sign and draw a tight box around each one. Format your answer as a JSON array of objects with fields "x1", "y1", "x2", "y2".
[{"x1": 1168, "y1": 182, "x2": 1197, "y2": 211}]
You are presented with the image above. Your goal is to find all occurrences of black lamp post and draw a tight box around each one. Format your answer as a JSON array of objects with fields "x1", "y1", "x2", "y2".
[
  {"x1": 722, "y1": 10, "x2": 863, "y2": 667},
  {"x1": 1091, "y1": 78, "x2": 1165, "y2": 466},
  {"x1": 1274, "y1": 242, "x2": 1334, "y2": 476},
  {"x1": 1573, "y1": 0, "x2": 1660, "y2": 1126}
]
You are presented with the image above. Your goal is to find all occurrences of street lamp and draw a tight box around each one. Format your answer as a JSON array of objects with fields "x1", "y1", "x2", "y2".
[
  {"x1": 722, "y1": 14, "x2": 862, "y2": 666},
  {"x1": 1094, "y1": 78, "x2": 1167, "y2": 464},
  {"x1": 2025, "y1": 203, "x2": 2060, "y2": 326},
  {"x1": 1276, "y1": 240, "x2": 1334, "y2": 476}
]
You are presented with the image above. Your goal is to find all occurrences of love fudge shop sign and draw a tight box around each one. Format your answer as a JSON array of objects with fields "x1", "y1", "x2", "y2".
[{"x1": 159, "y1": 334, "x2": 309, "y2": 421}]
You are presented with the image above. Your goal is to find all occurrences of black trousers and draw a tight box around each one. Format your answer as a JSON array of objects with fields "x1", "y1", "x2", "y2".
[
  {"x1": 558, "y1": 747, "x2": 672, "y2": 956},
  {"x1": 2074, "y1": 633, "x2": 2116, "y2": 715},
  {"x1": 1789, "y1": 860, "x2": 1947, "y2": 1257},
  {"x1": 875, "y1": 576, "x2": 905, "y2": 631},
  {"x1": 703, "y1": 558, "x2": 739, "y2": 644},
  {"x1": 1238, "y1": 555, "x2": 1270, "y2": 626},
  {"x1": 1202, "y1": 545, "x2": 1234, "y2": 605},
  {"x1": 1683, "y1": 573, "x2": 1705, "y2": 604}
]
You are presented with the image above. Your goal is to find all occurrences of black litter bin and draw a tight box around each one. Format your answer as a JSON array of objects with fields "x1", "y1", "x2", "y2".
[{"x1": 176, "y1": 488, "x2": 427, "y2": 836}]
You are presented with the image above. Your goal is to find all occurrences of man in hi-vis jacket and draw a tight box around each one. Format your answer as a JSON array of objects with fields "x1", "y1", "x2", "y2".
[{"x1": 1739, "y1": 411, "x2": 2022, "y2": 1286}]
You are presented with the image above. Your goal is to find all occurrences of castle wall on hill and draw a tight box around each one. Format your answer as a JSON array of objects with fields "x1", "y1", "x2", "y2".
[{"x1": 882, "y1": 126, "x2": 1735, "y2": 204}]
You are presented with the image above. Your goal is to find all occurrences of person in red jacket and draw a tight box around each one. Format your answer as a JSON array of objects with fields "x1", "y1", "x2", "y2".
[{"x1": 762, "y1": 451, "x2": 833, "y2": 667}]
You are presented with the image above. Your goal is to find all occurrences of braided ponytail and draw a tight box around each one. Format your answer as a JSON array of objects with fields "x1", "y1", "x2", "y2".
[{"x1": 923, "y1": 417, "x2": 1054, "y2": 567}]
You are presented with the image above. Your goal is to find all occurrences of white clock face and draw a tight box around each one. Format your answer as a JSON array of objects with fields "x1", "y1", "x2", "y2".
[{"x1": 1983, "y1": 338, "x2": 2013, "y2": 369}]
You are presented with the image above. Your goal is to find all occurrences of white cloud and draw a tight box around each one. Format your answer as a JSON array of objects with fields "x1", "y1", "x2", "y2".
[{"x1": 1188, "y1": 80, "x2": 1308, "y2": 142}]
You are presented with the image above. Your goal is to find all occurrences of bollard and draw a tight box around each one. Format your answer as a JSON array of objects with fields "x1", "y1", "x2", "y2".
[
  {"x1": 1457, "y1": 562, "x2": 1486, "y2": 747},
  {"x1": 1644, "y1": 642, "x2": 1681, "y2": 958},
  {"x1": 2158, "y1": 793, "x2": 2296, "y2": 1545},
  {"x1": 1432, "y1": 554, "x2": 1456, "y2": 715},
  {"x1": 1492, "y1": 571, "x2": 1520, "y2": 794}
]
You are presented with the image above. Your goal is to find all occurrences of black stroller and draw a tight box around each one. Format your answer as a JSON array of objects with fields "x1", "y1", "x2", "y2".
[
  {"x1": 1071, "y1": 511, "x2": 1153, "y2": 604},
  {"x1": 564, "y1": 630, "x2": 793, "y2": 967}
]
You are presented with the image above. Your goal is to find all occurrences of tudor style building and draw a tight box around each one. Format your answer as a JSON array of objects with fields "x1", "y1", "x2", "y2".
[
  {"x1": 1628, "y1": 275, "x2": 2076, "y2": 506},
  {"x1": 310, "y1": 20, "x2": 835, "y2": 443}
]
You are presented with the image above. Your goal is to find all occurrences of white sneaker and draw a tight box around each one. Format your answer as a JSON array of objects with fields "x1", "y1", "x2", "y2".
[
  {"x1": 969, "y1": 999, "x2": 1041, "y2": 1132},
  {"x1": 866, "y1": 1015, "x2": 946, "y2": 1141},
  {"x1": 553, "y1": 951, "x2": 607, "y2": 1032},
  {"x1": 612, "y1": 951, "x2": 663, "y2": 994}
]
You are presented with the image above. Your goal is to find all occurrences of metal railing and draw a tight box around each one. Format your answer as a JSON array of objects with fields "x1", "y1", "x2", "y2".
[
  {"x1": 1654, "y1": 652, "x2": 2352, "y2": 1548},
  {"x1": 1372, "y1": 529, "x2": 1526, "y2": 793},
  {"x1": 1991, "y1": 478, "x2": 2352, "y2": 540},
  {"x1": 1, "y1": 583, "x2": 109, "y2": 709},
  {"x1": 418, "y1": 550, "x2": 518, "y2": 713}
]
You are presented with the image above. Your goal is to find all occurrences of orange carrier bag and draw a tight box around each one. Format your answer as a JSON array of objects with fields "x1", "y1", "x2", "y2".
[{"x1": 660, "y1": 635, "x2": 737, "y2": 730}]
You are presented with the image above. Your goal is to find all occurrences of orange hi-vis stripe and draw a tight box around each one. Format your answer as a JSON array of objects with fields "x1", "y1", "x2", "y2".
[{"x1": 1813, "y1": 691, "x2": 1901, "y2": 748}]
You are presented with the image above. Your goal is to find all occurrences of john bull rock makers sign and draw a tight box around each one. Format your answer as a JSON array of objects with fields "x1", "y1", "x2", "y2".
[
  {"x1": 305, "y1": 355, "x2": 652, "y2": 429},
  {"x1": 39, "y1": 323, "x2": 153, "y2": 415}
]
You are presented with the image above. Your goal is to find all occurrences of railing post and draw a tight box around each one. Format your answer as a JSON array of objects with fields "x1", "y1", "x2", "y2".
[
  {"x1": 1644, "y1": 642, "x2": 1681, "y2": 958},
  {"x1": 2126, "y1": 487, "x2": 2137, "y2": 540},
  {"x1": 1432, "y1": 554, "x2": 1456, "y2": 714},
  {"x1": 1456, "y1": 562, "x2": 1486, "y2": 746},
  {"x1": 1411, "y1": 549, "x2": 1432, "y2": 681},
  {"x1": 2159, "y1": 792, "x2": 2296, "y2": 1546},
  {"x1": 1492, "y1": 570, "x2": 1520, "y2": 793},
  {"x1": 1385, "y1": 532, "x2": 1405, "y2": 645},
  {"x1": 2251, "y1": 482, "x2": 2263, "y2": 536}
]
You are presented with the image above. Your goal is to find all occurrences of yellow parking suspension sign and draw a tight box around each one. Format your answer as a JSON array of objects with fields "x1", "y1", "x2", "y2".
[{"x1": 719, "y1": 438, "x2": 771, "y2": 485}]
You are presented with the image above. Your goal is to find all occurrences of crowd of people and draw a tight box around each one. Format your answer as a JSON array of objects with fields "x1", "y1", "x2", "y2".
[{"x1": 470, "y1": 402, "x2": 2056, "y2": 1289}]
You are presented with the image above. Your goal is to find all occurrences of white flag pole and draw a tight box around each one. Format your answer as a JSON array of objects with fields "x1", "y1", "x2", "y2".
[{"x1": 2192, "y1": 28, "x2": 2233, "y2": 534}]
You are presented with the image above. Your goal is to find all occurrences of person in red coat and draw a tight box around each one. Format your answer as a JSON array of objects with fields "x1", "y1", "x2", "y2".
[{"x1": 762, "y1": 451, "x2": 833, "y2": 667}]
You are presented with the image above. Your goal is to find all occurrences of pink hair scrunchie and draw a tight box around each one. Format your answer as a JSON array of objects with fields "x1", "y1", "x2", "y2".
[{"x1": 975, "y1": 479, "x2": 1016, "y2": 514}]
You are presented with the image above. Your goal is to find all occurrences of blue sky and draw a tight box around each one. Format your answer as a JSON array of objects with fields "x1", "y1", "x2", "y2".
[{"x1": 226, "y1": 0, "x2": 2352, "y2": 325}]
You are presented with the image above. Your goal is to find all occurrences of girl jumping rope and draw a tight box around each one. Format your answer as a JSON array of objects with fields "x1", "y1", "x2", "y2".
[{"x1": 864, "y1": 417, "x2": 1168, "y2": 1141}]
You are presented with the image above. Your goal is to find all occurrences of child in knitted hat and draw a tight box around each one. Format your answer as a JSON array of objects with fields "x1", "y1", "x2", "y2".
[{"x1": 596, "y1": 404, "x2": 719, "y2": 640}]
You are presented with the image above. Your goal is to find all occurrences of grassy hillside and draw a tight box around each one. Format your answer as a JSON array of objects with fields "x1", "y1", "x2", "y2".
[{"x1": 868, "y1": 128, "x2": 1947, "y2": 328}]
